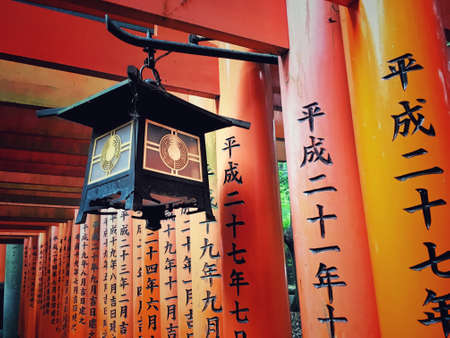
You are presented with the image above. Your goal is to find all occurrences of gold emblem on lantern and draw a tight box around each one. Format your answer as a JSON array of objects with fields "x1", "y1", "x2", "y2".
[
  {"x1": 159, "y1": 134, "x2": 189, "y2": 171},
  {"x1": 88, "y1": 121, "x2": 133, "y2": 184},
  {"x1": 101, "y1": 134, "x2": 121, "y2": 173},
  {"x1": 143, "y1": 120, "x2": 202, "y2": 182}
]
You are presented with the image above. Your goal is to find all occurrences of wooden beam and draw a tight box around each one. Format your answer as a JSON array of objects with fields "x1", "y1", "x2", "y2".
[
  {"x1": 0, "y1": 220, "x2": 57, "y2": 227},
  {"x1": 0, "y1": 238, "x2": 26, "y2": 244},
  {"x1": 0, "y1": 103, "x2": 91, "y2": 139},
  {"x1": 0, "y1": 148, "x2": 86, "y2": 167},
  {"x1": 0, "y1": 182, "x2": 82, "y2": 194},
  {"x1": 324, "y1": 0, "x2": 355, "y2": 7},
  {"x1": 0, "y1": 148, "x2": 86, "y2": 177},
  {"x1": 0, "y1": 188, "x2": 80, "y2": 200},
  {"x1": 1, "y1": 1, "x2": 220, "y2": 96},
  {"x1": 0, "y1": 224, "x2": 48, "y2": 231},
  {"x1": 0, "y1": 194, "x2": 79, "y2": 208},
  {"x1": 0, "y1": 59, "x2": 118, "y2": 108},
  {"x1": 0, "y1": 171, "x2": 83, "y2": 188},
  {"x1": 0, "y1": 230, "x2": 43, "y2": 236},
  {"x1": 0, "y1": 204, "x2": 75, "y2": 224},
  {"x1": 25, "y1": 0, "x2": 288, "y2": 53},
  {"x1": 0, "y1": 131, "x2": 90, "y2": 155}
]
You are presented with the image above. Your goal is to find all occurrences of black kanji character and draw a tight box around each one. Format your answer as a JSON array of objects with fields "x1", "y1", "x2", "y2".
[
  {"x1": 317, "y1": 304, "x2": 348, "y2": 338},
  {"x1": 313, "y1": 263, "x2": 347, "y2": 303},
  {"x1": 301, "y1": 136, "x2": 333, "y2": 167},
  {"x1": 224, "y1": 162, "x2": 243, "y2": 184},
  {"x1": 392, "y1": 99, "x2": 435, "y2": 140},
  {"x1": 410, "y1": 242, "x2": 449, "y2": 278},
  {"x1": 382, "y1": 53, "x2": 423, "y2": 90},
  {"x1": 404, "y1": 188, "x2": 446, "y2": 230},
  {"x1": 418, "y1": 289, "x2": 449, "y2": 337},
  {"x1": 202, "y1": 290, "x2": 223, "y2": 313},
  {"x1": 298, "y1": 102, "x2": 325, "y2": 132},
  {"x1": 222, "y1": 136, "x2": 240, "y2": 158}
]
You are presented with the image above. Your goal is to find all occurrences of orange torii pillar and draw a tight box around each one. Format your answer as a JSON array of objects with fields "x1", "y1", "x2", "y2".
[
  {"x1": 217, "y1": 46, "x2": 291, "y2": 337},
  {"x1": 340, "y1": 1, "x2": 450, "y2": 337},
  {"x1": 279, "y1": 1, "x2": 380, "y2": 337}
]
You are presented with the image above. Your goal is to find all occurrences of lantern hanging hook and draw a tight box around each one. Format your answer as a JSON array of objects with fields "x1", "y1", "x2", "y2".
[{"x1": 139, "y1": 29, "x2": 170, "y2": 88}]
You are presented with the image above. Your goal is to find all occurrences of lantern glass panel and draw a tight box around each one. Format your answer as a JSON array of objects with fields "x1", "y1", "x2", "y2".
[
  {"x1": 143, "y1": 119, "x2": 202, "y2": 182},
  {"x1": 88, "y1": 121, "x2": 133, "y2": 184}
]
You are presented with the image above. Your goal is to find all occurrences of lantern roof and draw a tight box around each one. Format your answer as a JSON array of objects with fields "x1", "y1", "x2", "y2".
[{"x1": 37, "y1": 77, "x2": 249, "y2": 135}]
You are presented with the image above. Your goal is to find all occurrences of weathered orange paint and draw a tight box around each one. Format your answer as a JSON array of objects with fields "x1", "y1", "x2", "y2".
[
  {"x1": 279, "y1": 1, "x2": 381, "y2": 337},
  {"x1": 217, "y1": 45, "x2": 291, "y2": 337},
  {"x1": 340, "y1": 1, "x2": 450, "y2": 337}
]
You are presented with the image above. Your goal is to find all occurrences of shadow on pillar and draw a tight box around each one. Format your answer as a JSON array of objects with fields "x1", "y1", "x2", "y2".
[{"x1": 2, "y1": 244, "x2": 23, "y2": 338}]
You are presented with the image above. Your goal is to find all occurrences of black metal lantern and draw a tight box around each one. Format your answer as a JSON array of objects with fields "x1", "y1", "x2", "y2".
[{"x1": 37, "y1": 66, "x2": 249, "y2": 230}]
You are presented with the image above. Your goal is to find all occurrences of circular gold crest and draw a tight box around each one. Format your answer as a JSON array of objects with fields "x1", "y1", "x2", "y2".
[
  {"x1": 101, "y1": 134, "x2": 121, "y2": 173},
  {"x1": 160, "y1": 134, "x2": 189, "y2": 170}
]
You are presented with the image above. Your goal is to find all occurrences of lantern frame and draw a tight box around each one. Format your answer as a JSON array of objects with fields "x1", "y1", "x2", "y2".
[{"x1": 37, "y1": 68, "x2": 249, "y2": 229}]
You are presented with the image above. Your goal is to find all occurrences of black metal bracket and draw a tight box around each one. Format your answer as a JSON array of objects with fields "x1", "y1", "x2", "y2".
[
  {"x1": 188, "y1": 34, "x2": 213, "y2": 45},
  {"x1": 106, "y1": 15, "x2": 278, "y2": 65}
]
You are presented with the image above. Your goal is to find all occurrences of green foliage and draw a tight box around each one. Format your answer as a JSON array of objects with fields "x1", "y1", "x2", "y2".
[{"x1": 278, "y1": 162, "x2": 291, "y2": 229}]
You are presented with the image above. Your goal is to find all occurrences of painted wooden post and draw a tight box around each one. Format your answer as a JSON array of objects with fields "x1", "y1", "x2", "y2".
[
  {"x1": 132, "y1": 216, "x2": 144, "y2": 338},
  {"x1": 36, "y1": 231, "x2": 48, "y2": 338},
  {"x1": 68, "y1": 222, "x2": 80, "y2": 337},
  {"x1": 115, "y1": 210, "x2": 134, "y2": 338},
  {"x1": 159, "y1": 216, "x2": 178, "y2": 338},
  {"x1": 279, "y1": 1, "x2": 381, "y2": 337},
  {"x1": 3, "y1": 243, "x2": 24, "y2": 338},
  {"x1": 49, "y1": 225, "x2": 59, "y2": 335},
  {"x1": 176, "y1": 211, "x2": 193, "y2": 337},
  {"x1": 340, "y1": 1, "x2": 450, "y2": 337},
  {"x1": 98, "y1": 214, "x2": 109, "y2": 337},
  {"x1": 105, "y1": 213, "x2": 116, "y2": 338},
  {"x1": 61, "y1": 222, "x2": 73, "y2": 336},
  {"x1": 217, "y1": 45, "x2": 291, "y2": 337},
  {"x1": 188, "y1": 95, "x2": 225, "y2": 338},
  {"x1": 88, "y1": 216, "x2": 100, "y2": 337},
  {"x1": 142, "y1": 227, "x2": 161, "y2": 338}
]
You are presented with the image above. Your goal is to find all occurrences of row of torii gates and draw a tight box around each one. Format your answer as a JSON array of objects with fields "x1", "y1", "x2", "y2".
[{"x1": 0, "y1": 0, "x2": 449, "y2": 337}]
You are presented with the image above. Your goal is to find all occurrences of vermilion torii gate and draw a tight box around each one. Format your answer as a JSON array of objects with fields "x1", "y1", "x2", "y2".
[{"x1": 0, "y1": 0, "x2": 449, "y2": 337}]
